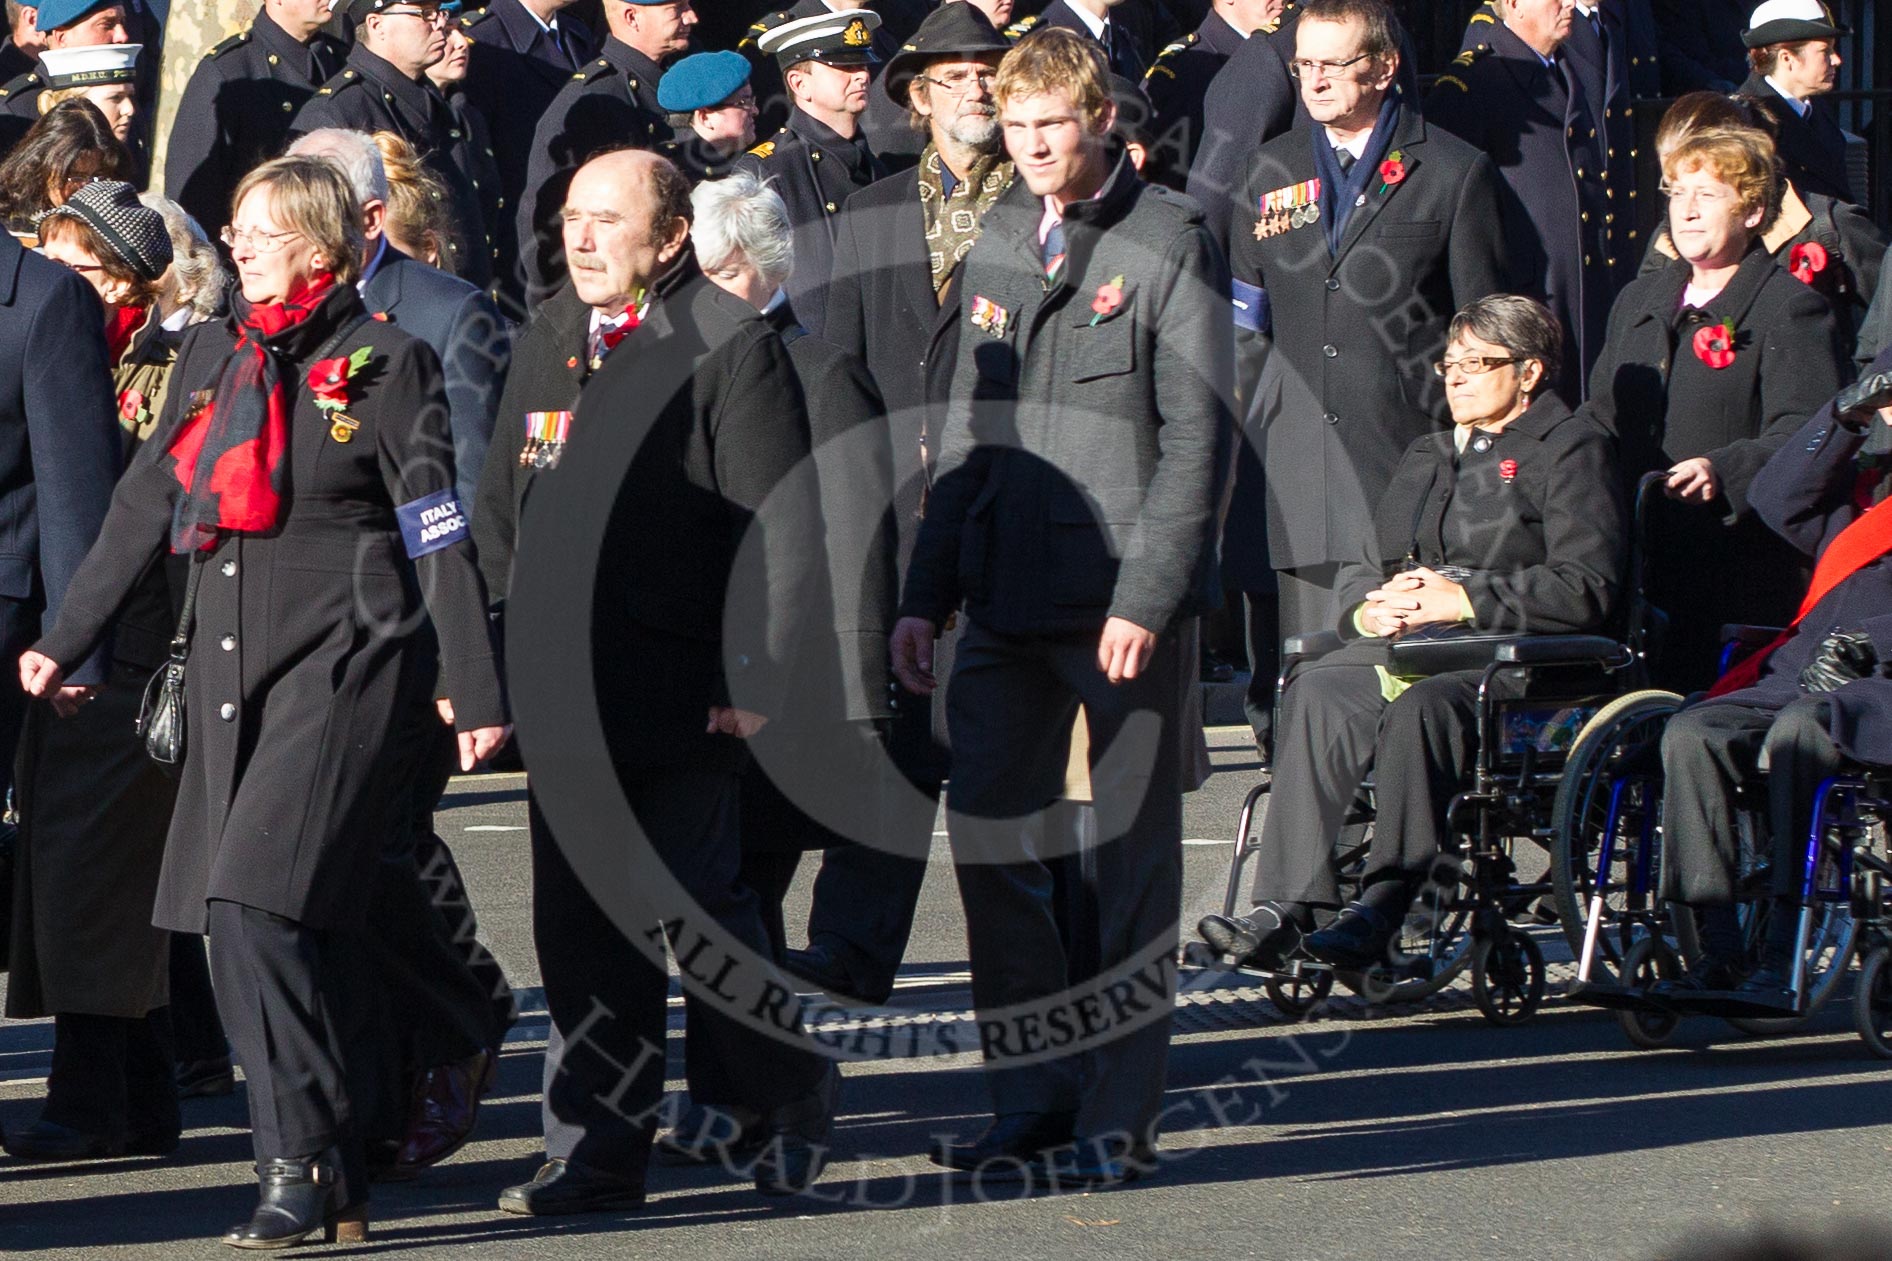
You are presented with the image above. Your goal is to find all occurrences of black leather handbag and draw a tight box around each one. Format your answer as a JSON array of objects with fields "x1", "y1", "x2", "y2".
[{"x1": 136, "y1": 553, "x2": 206, "y2": 765}]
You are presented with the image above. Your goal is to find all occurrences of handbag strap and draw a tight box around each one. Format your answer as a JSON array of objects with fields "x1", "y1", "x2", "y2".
[{"x1": 167, "y1": 312, "x2": 375, "y2": 660}]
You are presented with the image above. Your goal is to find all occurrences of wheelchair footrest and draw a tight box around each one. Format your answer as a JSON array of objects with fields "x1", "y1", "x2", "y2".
[
  {"x1": 1662, "y1": 988, "x2": 1805, "y2": 1020},
  {"x1": 1566, "y1": 979, "x2": 1670, "y2": 1013}
]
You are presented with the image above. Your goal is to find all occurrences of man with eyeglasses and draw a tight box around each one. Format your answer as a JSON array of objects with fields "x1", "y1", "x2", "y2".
[
  {"x1": 656, "y1": 50, "x2": 756, "y2": 184},
  {"x1": 163, "y1": 0, "x2": 347, "y2": 241},
  {"x1": 516, "y1": 0, "x2": 691, "y2": 313},
  {"x1": 1427, "y1": 0, "x2": 1614, "y2": 403},
  {"x1": 737, "y1": 9, "x2": 886, "y2": 343},
  {"x1": 292, "y1": 0, "x2": 494, "y2": 291},
  {"x1": 1736, "y1": 0, "x2": 1852, "y2": 203},
  {"x1": 0, "y1": 0, "x2": 129, "y2": 150},
  {"x1": 1226, "y1": 0, "x2": 1507, "y2": 646},
  {"x1": 796, "y1": 0, "x2": 1013, "y2": 1011}
]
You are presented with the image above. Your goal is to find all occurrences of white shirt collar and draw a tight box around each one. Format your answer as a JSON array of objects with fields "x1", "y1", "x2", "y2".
[
  {"x1": 1322, "y1": 126, "x2": 1372, "y2": 162},
  {"x1": 356, "y1": 236, "x2": 389, "y2": 292},
  {"x1": 1067, "y1": 2, "x2": 1110, "y2": 41},
  {"x1": 588, "y1": 305, "x2": 633, "y2": 336},
  {"x1": 1573, "y1": 2, "x2": 1596, "y2": 17},
  {"x1": 519, "y1": 1, "x2": 559, "y2": 35},
  {"x1": 1764, "y1": 74, "x2": 1812, "y2": 116}
]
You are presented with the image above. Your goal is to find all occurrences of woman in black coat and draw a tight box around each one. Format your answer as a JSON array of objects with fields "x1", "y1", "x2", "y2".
[
  {"x1": 1199, "y1": 295, "x2": 1626, "y2": 972},
  {"x1": 4, "y1": 184, "x2": 183, "y2": 1162},
  {"x1": 1586, "y1": 124, "x2": 1843, "y2": 693},
  {"x1": 20, "y1": 157, "x2": 508, "y2": 1248}
]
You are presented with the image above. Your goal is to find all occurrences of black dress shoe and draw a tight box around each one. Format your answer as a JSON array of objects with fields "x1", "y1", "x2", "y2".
[
  {"x1": 753, "y1": 1061, "x2": 840, "y2": 1196},
  {"x1": 3, "y1": 1120, "x2": 126, "y2": 1162},
  {"x1": 496, "y1": 1159, "x2": 646, "y2": 1216},
  {"x1": 1045, "y1": 1141, "x2": 1158, "y2": 1187},
  {"x1": 1727, "y1": 963, "x2": 1802, "y2": 1014},
  {"x1": 783, "y1": 944, "x2": 888, "y2": 1006},
  {"x1": 221, "y1": 1150, "x2": 367, "y2": 1249},
  {"x1": 1198, "y1": 911, "x2": 1301, "y2": 971},
  {"x1": 1305, "y1": 902, "x2": 1397, "y2": 971},
  {"x1": 932, "y1": 1110, "x2": 1076, "y2": 1173},
  {"x1": 1650, "y1": 950, "x2": 1748, "y2": 1001},
  {"x1": 655, "y1": 1102, "x2": 767, "y2": 1166},
  {"x1": 177, "y1": 1057, "x2": 237, "y2": 1099}
]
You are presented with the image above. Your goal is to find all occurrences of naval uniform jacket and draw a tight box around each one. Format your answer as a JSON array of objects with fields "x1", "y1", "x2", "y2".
[
  {"x1": 735, "y1": 108, "x2": 883, "y2": 344},
  {"x1": 1739, "y1": 72, "x2": 1855, "y2": 205},
  {"x1": 1579, "y1": 245, "x2": 1842, "y2": 685},
  {"x1": 517, "y1": 37, "x2": 668, "y2": 313},
  {"x1": 164, "y1": 9, "x2": 346, "y2": 236},
  {"x1": 1228, "y1": 105, "x2": 1510, "y2": 574},
  {"x1": 1335, "y1": 395, "x2": 1626, "y2": 639},
  {"x1": 33, "y1": 287, "x2": 505, "y2": 933},
  {"x1": 1706, "y1": 344, "x2": 1892, "y2": 763},
  {"x1": 1142, "y1": 9, "x2": 1248, "y2": 192},
  {"x1": 898, "y1": 150, "x2": 1229, "y2": 639},
  {"x1": 1428, "y1": 25, "x2": 1613, "y2": 400},
  {"x1": 292, "y1": 44, "x2": 493, "y2": 290}
]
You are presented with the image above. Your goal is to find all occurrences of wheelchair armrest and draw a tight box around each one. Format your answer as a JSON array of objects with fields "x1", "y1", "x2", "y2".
[
  {"x1": 1492, "y1": 635, "x2": 1628, "y2": 667},
  {"x1": 1721, "y1": 624, "x2": 1785, "y2": 649},
  {"x1": 1283, "y1": 631, "x2": 1344, "y2": 660},
  {"x1": 1386, "y1": 632, "x2": 1524, "y2": 675}
]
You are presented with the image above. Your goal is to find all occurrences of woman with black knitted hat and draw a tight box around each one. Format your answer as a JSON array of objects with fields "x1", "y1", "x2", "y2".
[{"x1": 2, "y1": 181, "x2": 186, "y2": 1167}]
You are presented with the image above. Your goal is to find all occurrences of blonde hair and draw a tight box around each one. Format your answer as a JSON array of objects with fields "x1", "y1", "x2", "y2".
[
  {"x1": 231, "y1": 155, "x2": 366, "y2": 285},
  {"x1": 371, "y1": 131, "x2": 460, "y2": 268},
  {"x1": 994, "y1": 26, "x2": 1111, "y2": 131},
  {"x1": 1662, "y1": 126, "x2": 1778, "y2": 219}
]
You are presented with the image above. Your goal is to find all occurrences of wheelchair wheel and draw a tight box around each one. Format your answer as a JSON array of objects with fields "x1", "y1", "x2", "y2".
[
  {"x1": 1855, "y1": 946, "x2": 1892, "y2": 1059},
  {"x1": 1688, "y1": 888, "x2": 1862, "y2": 1038},
  {"x1": 1551, "y1": 689, "x2": 1686, "y2": 982},
  {"x1": 1472, "y1": 930, "x2": 1546, "y2": 1026},
  {"x1": 1615, "y1": 936, "x2": 1682, "y2": 1049},
  {"x1": 1337, "y1": 859, "x2": 1477, "y2": 1004},
  {"x1": 1266, "y1": 968, "x2": 1334, "y2": 1020}
]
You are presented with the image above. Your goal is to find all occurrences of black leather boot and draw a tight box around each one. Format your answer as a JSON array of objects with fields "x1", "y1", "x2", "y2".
[
  {"x1": 753, "y1": 1060, "x2": 840, "y2": 1196},
  {"x1": 221, "y1": 1150, "x2": 367, "y2": 1249}
]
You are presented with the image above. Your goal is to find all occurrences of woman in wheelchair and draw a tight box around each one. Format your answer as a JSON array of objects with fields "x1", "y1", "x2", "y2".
[
  {"x1": 1198, "y1": 296, "x2": 1626, "y2": 973},
  {"x1": 1649, "y1": 353, "x2": 1892, "y2": 1014}
]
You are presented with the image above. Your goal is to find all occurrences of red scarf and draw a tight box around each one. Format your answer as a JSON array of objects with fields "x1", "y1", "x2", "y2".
[
  {"x1": 167, "y1": 276, "x2": 335, "y2": 552},
  {"x1": 105, "y1": 303, "x2": 147, "y2": 365},
  {"x1": 1707, "y1": 493, "x2": 1892, "y2": 696}
]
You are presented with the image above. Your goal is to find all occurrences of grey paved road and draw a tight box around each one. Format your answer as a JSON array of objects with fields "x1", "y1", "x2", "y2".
[{"x1": 4, "y1": 727, "x2": 1889, "y2": 1259}]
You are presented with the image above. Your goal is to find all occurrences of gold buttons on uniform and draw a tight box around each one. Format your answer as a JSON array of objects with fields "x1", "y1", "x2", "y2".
[
  {"x1": 267, "y1": 53, "x2": 278, "y2": 64},
  {"x1": 825, "y1": 202, "x2": 837, "y2": 212},
  {"x1": 281, "y1": 101, "x2": 292, "y2": 111}
]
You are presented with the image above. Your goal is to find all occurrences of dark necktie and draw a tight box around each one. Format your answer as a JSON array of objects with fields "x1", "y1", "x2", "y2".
[
  {"x1": 1335, "y1": 148, "x2": 1356, "y2": 174},
  {"x1": 549, "y1": 20, "x2": 576, "y2": 71},
  {"x1": 1042, "y1": 218, "x2": 1066, "y2": 285}
]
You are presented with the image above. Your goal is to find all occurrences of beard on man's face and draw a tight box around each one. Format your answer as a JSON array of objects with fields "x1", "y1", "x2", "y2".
[{"x1": 944, "y1": 106, "x2": 1002, "y2": 152}]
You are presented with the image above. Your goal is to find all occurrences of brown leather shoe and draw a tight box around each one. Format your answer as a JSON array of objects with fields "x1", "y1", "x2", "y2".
[{"x1": 391, "y1": 1049, "x2": 491, "y2": 1175}]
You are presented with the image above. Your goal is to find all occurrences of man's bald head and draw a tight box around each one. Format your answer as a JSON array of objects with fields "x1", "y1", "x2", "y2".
[{"x1": 562, "y1": 149, "x2": 693, "y2": 315}]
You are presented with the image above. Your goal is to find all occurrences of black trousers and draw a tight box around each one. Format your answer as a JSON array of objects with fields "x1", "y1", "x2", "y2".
[
  {"x1": 943, "y1": 619, "x2": 1185, "y2": 1145},
  {"x1": 207, "y1": 899, "x2": 365, "y2": 1204},
  {"x1": 169, "y1": 933, "x2": 228, "y2": 1064},
  {"x1": 1251, "y1": 659, "x2": 1482, "y2": 907},
  {"x1": 1659, "y1": 697, "x2": 1844, "y2": 905},
  {"x1": 1238, "y1": 589, "x2": 1281, "y2": 756},
  {"x1": 43, "y1": 1008, "x2": 178, "y2": 1140},
  {"x1": 532, "y1": 766, "x2": 827, "y2": 1181}
]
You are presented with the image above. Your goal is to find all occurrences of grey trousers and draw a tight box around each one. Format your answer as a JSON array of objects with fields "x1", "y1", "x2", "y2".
[
  {"x1": 943, "y1": 619, "x2": 1185, "y2": 1147},
  {"x1": 1659, "y1": 697, "x2": 1844, "y2": 905}
]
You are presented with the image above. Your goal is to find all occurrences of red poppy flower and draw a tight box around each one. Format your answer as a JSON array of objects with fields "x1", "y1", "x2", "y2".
[
  {"x1": 118, "y1": 389, "x2": 146, "y2": 424},
  {"x1": 308, "y1": 356, "x2": 351, "y2": 403},
  {"x1": 1788, "y1": 240, "x2": 1829, "y2": 286},
  {"x1": 1692, "y1": 320, "x2": 1737, "y2": 370},
  {"x1": 1378, "y1": 157, "x2": 1407, "y2": 188},
  {"x1": 1499, "y1": 458, "x2": 1518, "y2": 482},
  {"x1": 1091, "y1": 278, "x2": 1125, "y2": 319}
]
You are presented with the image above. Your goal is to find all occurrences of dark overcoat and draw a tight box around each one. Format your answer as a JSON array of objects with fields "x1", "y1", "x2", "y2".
[
  {"x1": 1334, "y1": 396, "x2": 1626, "y2": 637},
  {"x1": 1428, "y1": 25, "x2": 1613, "y2": 400},
  {"x1": 517, "y1": 37, "x2": 668, "y2": 312},
  {"x1": 1141, "y1": 8, "x2": 1247, "y2": 192},
  {"x1": 1578, "y1": 245, "x2": 1843, "y2": 688},
  {"x1": 899, "y1": 151, "x2": 1229, "y2": 639},
  {"x1": 1652, "y1": 0, "x2": 1747, "y2": 91},
  {"x1": 362, "y1": 245, "x2": 512, "y2": 506},
  {"x1": 735, "y1": 107, "x2": 883, "y2": 344},
  {"x1": 163, "y1": 7, "x2": 347, "y2": 236},
  {"x1": 1227, "y1": 105, "x2": 1509, "y2": 575},
  {"x1": 33, "y1": 287, "x2": 505, "y2": 933},
  {"x1": 292, "y1": 44, "x2": 494, "y2": 290},
  {"x1": 1739, "y1": 72, "x2": 1854, "y2": 205},
  {"x1": 1704, "y1": 350, "x2": 1892, "y2": 763},
  {"x1": 472, "y1": 282, "x2": 593, "y2": 604}
]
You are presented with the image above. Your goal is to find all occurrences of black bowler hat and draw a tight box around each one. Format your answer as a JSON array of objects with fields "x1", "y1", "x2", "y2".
[{"x1": 884, "y1": 3, "x2": 1012, "y2": 108}]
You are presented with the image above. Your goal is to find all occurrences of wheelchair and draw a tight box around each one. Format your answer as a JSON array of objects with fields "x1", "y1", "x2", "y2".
[
  {"x1": 1185, "y1": 473, "x2": 1677, "y2": 1028},
  {"x1": 1555, "y1": 634, "x2": 1892, "y2": 1057}
]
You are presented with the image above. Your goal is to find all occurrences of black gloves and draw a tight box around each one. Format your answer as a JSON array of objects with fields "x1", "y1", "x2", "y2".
[
  {"x1": 1835, "y1": 371, "x2": 1892, "y2": 430},
  {"x1": 1800, "y1": 628, "x2": 1881, "y2": 693}
]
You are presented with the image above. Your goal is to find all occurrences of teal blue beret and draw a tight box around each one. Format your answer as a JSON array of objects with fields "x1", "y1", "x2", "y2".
[
  {"x1": 656, "y1": 51, "x2": 752, "y2": 113},
  {"x1": 32, "y1": 0, "x2": 115, "y2": 31}
]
